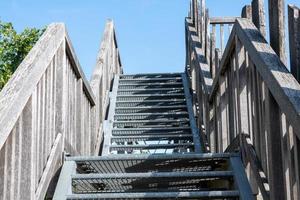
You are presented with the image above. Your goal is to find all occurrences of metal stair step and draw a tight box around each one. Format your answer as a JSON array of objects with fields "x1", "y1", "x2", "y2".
[
  {"x1": 69, "y1": 153, "x2": 234, "y2": 174},
  {"x1": 117, "y1": 88, "x2": 184, "y2": 95},
  {"x1": 118, "y1": 82, "x2": 183, "y2": 89},
  {"x1": 115, "y1": 106, "x2": 187, "y2": 114},
  {"x1": 111, "y1": 134, "x2": 193, "y2": 143},
  {"x1": 116, "y1": 100, "x2": 186, "y2": 107},
  {"x1": 119, "y1": 78, "x2": 182, "y2": 84},
  {"x1": 112, "y1": 127, "x2": 191, "y2": 136},
  {"x1": 66, "y1": 191, "x2": 240, "y2": 199},
  {"x1": 110, "y1": 143, "x2": 194, "y2": 152},
  {"x1": 71, "y1": 171, "x2": 234, "y2": 194},
  {"x1": 113, "y1": 119, "x2": 190, "y2": 128},
  {"x1": 116, "y1": 94, "x2": 185, "y2": 101},
  {"x1": 114, "y1": 112, "x2": 189, "y2": 121},
  {"x1": 119, "y1": 73, "x2": 182, "y2": 80}
]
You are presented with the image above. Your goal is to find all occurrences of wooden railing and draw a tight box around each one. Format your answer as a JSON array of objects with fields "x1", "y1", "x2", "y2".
[
  {"x1": 0, "y1": 20, "x2": 121, "y2": 200},
  {"x1": 90, "y1": 20, "x2": 122, "y2": 155},
  {"x1": 186, "y1": 1, "x2": 300, "y2": 199}
]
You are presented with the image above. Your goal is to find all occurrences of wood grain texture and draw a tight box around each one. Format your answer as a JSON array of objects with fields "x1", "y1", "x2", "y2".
[
  {"x1": 289, "y1": 4, "x2": 300, "y2": 82},
  {"x1": 0, "y1": 20, "x2": 121, "y2": 199}
]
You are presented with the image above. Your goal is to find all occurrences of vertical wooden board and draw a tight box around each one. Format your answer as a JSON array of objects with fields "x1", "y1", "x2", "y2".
[
  {"x1": 268, "y1": 0, "x2": 287, "y2": 64},
  {"x1": 227, "y1": 61, "x2": 235, "y2": 142},
  {"x1": 293, "y1": 134, "x2": 300, "y2": 198},
  {"x1": 200, "y1": 0, "x2": 206, "y2": 46},
  {"x1": 287, "y1": 122, "x2": 297, "y2": 199},
  {"x1": 205, "y1": 9, "x2": 210, "y2": 64},
  {"x1": 55, "y1": 43, "x2": 64, "y2": 142},
  {"x1": 0, "y1": 140, "x2": 5, "y2": 199},
  {"x1": 44, "y1": 66, "x2": 50, "y2": 167},
  {"x1": 76, "y1": 79, "x2": 82, "y2": 154},
  {"x1": 253, "y1": 70, "x2": 262, "y2": 157},
  {"x1": 220, "y1": 24, "x2": 224, "y2": 53},
  {"x1": 258, "y1": 79, "x2": 267, "y2": 173},
  {"x1": 210, "y1": 25, "x2": 216, "y2": 78},
  {"x1": 11, "y1": 118, "x2": 22, "y2": 200},
  {"x1": 280, "y1": 112, "x2": 292, "y2": 200},
  {"x1": 20, "y1": 98, "x2": 33, "y2": 200},
  {"x1": 71, "y1": 69, "x2": 76, "y2": 153},
  {"x1": 220, "y1": 74, "x2": 228, "y2": 152},
  {"x1": 232, "y1": 55, "x2": 239, "y2": 139},
  {"x1": 209, "y1": 99, "x2": 216, "y2": 152},
  {"x1": 261, "y1": 82, "x2": 269, "y2": 174},
  {"x1": 246, "y1": 52, "x2": 253, "y2": 141},
  {"x1": 216, "y1": 86, "x2": 221, "y2": 152},
  {"x1": 288, "y1": 5, "x2": 300, "y2": 82},
  {"x1": 4, "y1": 129, "x2": 13, "y2": 200},
  {"x1": 235, "y1": 36, "x2": 249, "y2": 135},
  {"x1": 31, "y1": 87, "x2": 38, "y2": 194},
  {"x1": 39, "y1": 74, "x2": 46, "y2": 183},
  {"x1": 49, "y1": 59, "x2": 54, "y2": 152}
]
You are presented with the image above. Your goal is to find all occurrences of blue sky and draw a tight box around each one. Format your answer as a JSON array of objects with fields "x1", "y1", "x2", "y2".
[{"x1": 0, "y1": 0, "x2": 299, "y2": 78}]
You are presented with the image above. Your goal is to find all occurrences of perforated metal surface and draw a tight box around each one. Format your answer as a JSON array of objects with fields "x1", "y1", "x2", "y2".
[{"x1": 54, "y1": 73, "x2": 252, "y2": 200}]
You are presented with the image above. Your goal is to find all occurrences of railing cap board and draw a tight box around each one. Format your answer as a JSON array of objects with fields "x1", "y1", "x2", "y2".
[
  {"x1": 210, "y1": 17, "x2": 240, "y2": 24},
  {"x1": 209, "y1": 18, "x2": 300, "y2": 138},
  {"x1": 90, "y1": 20, "x2": 120, "y2": 93},
  {"x1": 186, "y1": 18, "x2": 213, "y2": 94},
  {"x1": 0, "y1": 23, "x2": 96, "y2": 150}
]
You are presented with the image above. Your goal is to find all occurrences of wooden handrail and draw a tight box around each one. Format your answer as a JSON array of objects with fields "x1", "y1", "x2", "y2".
[
  {"x1": 90, "y1": 20, "x2": 122, "y2": 154},
  {"x1": 0, "y1": 20, "x2": 121, "y2": 200},
  {"x1": 186, "y1": 7, "x2": 300, "y2": 199}
]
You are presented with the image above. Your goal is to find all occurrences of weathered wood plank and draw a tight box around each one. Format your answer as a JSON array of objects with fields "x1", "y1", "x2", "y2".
[
  {"x1": 210, "y1": 17, "x2": 239, "y2": 24},
  {"x1": 251, "y1": 0, "x2": 266, "y2": 37},
  {"x1": 288, "y1": 4, "x2": 300, "y2": 82},
  {"x1": 241, "y1": 5, "x2": 252, "y2": 20},
  {"x1": 268, "y1": 0, "x2": 287, "y2": 65}
]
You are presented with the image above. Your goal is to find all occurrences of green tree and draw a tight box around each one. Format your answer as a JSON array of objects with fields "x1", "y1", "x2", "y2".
[{"x1": 0, "y1": 21, "x2": 45, "y2": 90}]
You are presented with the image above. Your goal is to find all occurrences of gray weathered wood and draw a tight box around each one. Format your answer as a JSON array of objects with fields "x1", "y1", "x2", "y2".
[
  {"x1": 210, "y1": 17, "x2": 239, "y2": 24},
  {"x1": 0, "y1": 20, "x2": 121, "y2": 200},
  {"x1": 288, "y1": 4, "x2": 300, "y2": 82},
  {"x1": 241, "y1": 5, "x2": 252, "y2": 20},
  {"x1": 251, "y1": 0, "x2": 266, "y2": 37},
  {"x1": 268, "y1": 0, "x2": 287, "y2": 65}
]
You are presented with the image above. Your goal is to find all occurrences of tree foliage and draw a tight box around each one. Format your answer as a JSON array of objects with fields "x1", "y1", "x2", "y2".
[{"x1": 0, "y1": 21, "x2": 45, "y2": 90}]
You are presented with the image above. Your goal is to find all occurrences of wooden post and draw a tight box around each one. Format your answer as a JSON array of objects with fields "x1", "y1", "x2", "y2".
[
  {"x1": 288, "y1": 4, "x2": 300, "y2": 82},
  {"x1": 268, "y1": 0, "x2": 287, "y2": 65},
  {"x1": 263, "y1": 92, "x2": 285, "y2": 200},
  {"x1": 251, "y1": 0, "x2": 266, "y2": 37},
  {"x1": 205, "y1": 9, "x2": 210, "y2": 65},
  {"x1": 192, "y1": 0, "x2": 198, "y2": 30},
  {"x1": 200, "y1": 0, "x2": 206, "y2": 47},
  {"x1": 241, "y1": 5, "x2": 252, "y2": 20},
  {"x1": 210, "y1": 25, "x2": 216, "y2": 78}
]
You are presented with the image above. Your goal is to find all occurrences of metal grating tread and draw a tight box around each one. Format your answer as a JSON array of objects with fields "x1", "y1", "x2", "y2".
[
  {"x1": 70, "y1": 153, "x2": 234, "y2": 174},
  {"x1": 115, "y1": 106, "x2": 187, "y2": 114},
  {"x1": 66, "y1": 191, "x2": 240, "y2": 199},
  {"x1": 111, "y1": 134, "x2": 193, "y2": 143},
  {"x1": 114, "y1": 112, "x2": 189, "y2": 121},
  {"x1": 120, "y1": 73, "x2": 182, "y2": 79},
  {"x1": 116, "y1": 94, "x2": 185, "y2": 101},
  {"x1": 112, "y1": 127, "x2": 191, "y2": 136},
  {"x1": 115, "y1": 101, "x2": 186, "y2": 107},
  {"x1": 113, "y1": 119, "x2": 190, "y2": 128},
  {"x1": 118, "y1": 82, "x2": 183, "y2": 90},
  {"x1": 71, "y1": 171, "x2": 234, "y2": 194},
  {"x1": 109, "y1": 143, "x2": 194, "y2": 152}
]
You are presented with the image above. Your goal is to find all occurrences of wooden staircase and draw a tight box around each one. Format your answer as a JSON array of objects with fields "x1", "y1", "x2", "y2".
[{"x1": 53, "y1": 73, "x2": 253, "y2": 199}]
